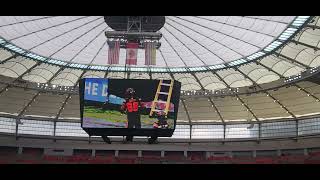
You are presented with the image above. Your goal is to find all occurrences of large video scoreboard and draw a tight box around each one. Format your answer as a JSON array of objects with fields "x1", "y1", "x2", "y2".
[{"x1": 79, "y1": 78, "x2": 181, "y2": 137}]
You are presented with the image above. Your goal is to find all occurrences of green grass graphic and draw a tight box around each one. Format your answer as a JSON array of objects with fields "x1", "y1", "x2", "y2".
[{"x1": 84, "y1": 106, "x2": 174, "y2": 127}]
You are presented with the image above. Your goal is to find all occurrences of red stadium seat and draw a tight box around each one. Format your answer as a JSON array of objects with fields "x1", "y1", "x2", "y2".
[
  {"x1": 309, "y1": 151, "x2": 320, "y2": 157},
  {"x1": 304, "y1": 159, "x2": 320, "y2": 164},
  {"x1": 255, "y1": 157, "x2": 275, "y2": 164},
  {"x1": 16, "y1": 159, "x2": 39, "y2": 164},
  {"x1": 230, "y1": 157, "x2": 255, "y2": 164},
  {"x1": 115, "y1": 157, "x2": 136, "y2": 164},
  {"x1": 90, "y1": 156, "x2": 114, "y2": 164}
]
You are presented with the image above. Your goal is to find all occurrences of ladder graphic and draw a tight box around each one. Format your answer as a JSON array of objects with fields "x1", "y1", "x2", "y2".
[{"x1": 149, "y1": 79, "x2": 174, "y2": 117}]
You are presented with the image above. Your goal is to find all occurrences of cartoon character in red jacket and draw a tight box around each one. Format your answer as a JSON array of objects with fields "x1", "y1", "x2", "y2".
[
  {"x1": 121, "y1": 88, "x2": 145, "y2": 142},
  {"x1": 121, "y1": 88, "x2": 144, "y2": 128}
]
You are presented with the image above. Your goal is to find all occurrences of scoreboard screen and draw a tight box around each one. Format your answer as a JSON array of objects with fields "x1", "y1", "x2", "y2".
[{"x1": 79, "y1": 78, "x2": 181, "y2": 137}]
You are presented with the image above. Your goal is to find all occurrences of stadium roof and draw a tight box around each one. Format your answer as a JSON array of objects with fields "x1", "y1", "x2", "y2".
[
  {"x1": 0, "y1": 16, "x2": 309, "y2": 72},
  {"x1": 0, "y1": 16, "x2": 320, "y2": 124}
]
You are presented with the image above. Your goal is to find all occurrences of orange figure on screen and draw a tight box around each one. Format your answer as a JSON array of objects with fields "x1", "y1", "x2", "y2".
[{"x1": 121, "y1": 88, "x2": 144, "y2": 142}]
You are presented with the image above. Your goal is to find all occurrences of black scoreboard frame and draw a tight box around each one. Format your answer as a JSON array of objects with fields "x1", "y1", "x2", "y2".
[{"x1": 79, "y1": 78, "x2": 181, "y2": 137}]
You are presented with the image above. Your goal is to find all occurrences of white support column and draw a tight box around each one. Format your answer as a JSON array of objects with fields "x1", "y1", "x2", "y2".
[
  {"x1": 277, "y1": 149, "x2": 282, "y2": 156},
  {"x1": 184, "y1": 151, "x2": 188, "y2": 158},
  {"x1": 92, "y1": 149, "x2": 96, "y2": 157},
  {"x1": 295, "y1": 119, "x2": 299, "y2": 141},
  {"x1": 229, "y1": 151, "x2": 233, "y2": 158},
  {"x1": 161, "y1": 151, "x2": 165, "y2": 158},
  {"x1": 223, "y1": 124, "x2": 226, "y2": 142},
  {"x1": 253, "y1": 150, "x2": 257, "y2": 158},
  {"x1": 138, "y1": 150, "x2": 142, "y2": 158},
  {"x1": 205, "y1": 151, "x2": 210, "y2": 159},
  {"x1": 115, "y1": 150, "x2": 119, "y2": 157},
  {"x1": 18, "y1": 147, "x2": 23, "y2": 155},
  {"x1": 189, "y1": 125, "x2": 192, "y2": 142}
]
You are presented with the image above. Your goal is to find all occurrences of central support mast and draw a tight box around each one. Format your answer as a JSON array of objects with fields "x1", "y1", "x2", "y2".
[
  {"x1": 127, "y1": 16, "x2": 142, "y2": 32},
  {"x1": 105, "y1": 16, "x2": 164, "y2": 49},
  {"x1": 104, "y1": 16, "x2": 165, "y2": 76}
]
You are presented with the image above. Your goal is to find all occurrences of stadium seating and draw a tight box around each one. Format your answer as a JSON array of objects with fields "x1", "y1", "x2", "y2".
[
  {"x1": 255, "y1": 157, "x2": 276, "y2": 164},
  {"x1": 1, "y1": 147, "x2": 320, "y2": 164}
]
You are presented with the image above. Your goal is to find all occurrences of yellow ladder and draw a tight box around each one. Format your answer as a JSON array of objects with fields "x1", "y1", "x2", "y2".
[{"x1": 149, "y1": 79, "x2": 174, "y2": 117}]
